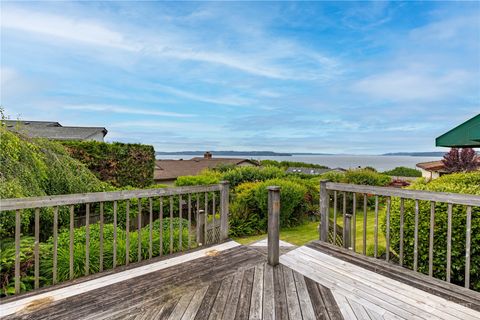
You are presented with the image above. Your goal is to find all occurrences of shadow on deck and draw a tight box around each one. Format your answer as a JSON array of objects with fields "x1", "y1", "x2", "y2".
[{"x1": 2, "y1": 241, "x2": 480, "y2": 320}]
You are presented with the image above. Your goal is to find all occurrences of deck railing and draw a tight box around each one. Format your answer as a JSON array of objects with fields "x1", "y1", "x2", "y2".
[
  {"x1": 319, "y1": 181, "x2": 480, "y2": 289},
  {"x1": 0, "y1": 182, "x2": 229, "y2": 295}
]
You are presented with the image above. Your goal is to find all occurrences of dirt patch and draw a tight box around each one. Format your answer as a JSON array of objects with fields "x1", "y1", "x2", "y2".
[{"x1": 22, "y1": 296, "x2": 54, "y2": 312}]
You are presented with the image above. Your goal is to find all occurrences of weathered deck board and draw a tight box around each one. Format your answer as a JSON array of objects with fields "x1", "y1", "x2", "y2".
[{"x1": 3, "y1": 240, "x2": 479, "y2": 320}]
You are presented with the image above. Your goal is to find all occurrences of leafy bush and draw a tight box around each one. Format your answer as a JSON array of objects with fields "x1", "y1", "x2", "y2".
[
  {"x1": 222, "y1": 166, "x2": 286, "y2": 187},
  {"x1": 230, "y1": 179, "x2": 309, "y2": 236},
  {"x1": 62, "y1": 141, "x2": 155, "y2": 188},
  {"x1": 386, "y1": 172, "x2": 480, "y2": 290},
  {"x1": 0, "y1": 128, "x2": 113, "y2": 238},
  {"x1": 343, "y1": 169, "x2": 391, "y2": 186},
  {"x1": 175, "y1": 169, "x2": 222, "y2": 186},
  {"x1": 383, "y1": 166, "x2": 422, "y2": 177}
]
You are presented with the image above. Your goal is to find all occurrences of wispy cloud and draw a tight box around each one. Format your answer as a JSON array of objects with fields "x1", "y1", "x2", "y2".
[{"x1": 63, "y1": 105, "x2": 195, "y2": 118}]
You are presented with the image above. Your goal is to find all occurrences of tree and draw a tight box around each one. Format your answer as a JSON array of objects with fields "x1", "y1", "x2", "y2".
[{"x1": 442, "y1": 148, "x2": 478, "y2": 173}]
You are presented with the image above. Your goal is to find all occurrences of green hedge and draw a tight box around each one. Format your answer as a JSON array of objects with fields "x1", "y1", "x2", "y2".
[
  {"x1": 222, "y1": 166, "x2": 286, "y2": 187},
  {"x1": 383, "y1": 166, "x2": 422, "y2": 177},
  {"x1": 62, "y1": 141, "x2": 155, "y2": 188},
  {"x1": 386, "y1": 172, "x2": 480, "y2": 290}
]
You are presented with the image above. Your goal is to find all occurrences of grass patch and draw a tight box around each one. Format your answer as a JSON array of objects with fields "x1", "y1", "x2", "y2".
[{"x1": 233, "y1": 207, "x2": 387, "y2": 252}]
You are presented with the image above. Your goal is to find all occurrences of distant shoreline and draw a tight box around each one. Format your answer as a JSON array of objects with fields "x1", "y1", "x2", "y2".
[{"x1": 155, "y1": 151, "x2": 445, "y2": 157}]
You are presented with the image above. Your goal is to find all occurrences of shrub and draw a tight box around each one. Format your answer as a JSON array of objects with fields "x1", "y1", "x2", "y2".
[
  {"x1": 175, "y1": 169, "x2": 222, "y2": 186},
  {"x1": 62, "y1": 140, "x2": 155, "y2": 188},
  {"x1": 383, "y1": 167, "x2": 422, "y2": 177},
  {"x1": 230, "y1": 179, "x2": 309, "y2": 236},
  {"x1": 386, "y1": 172, "x2": 480, "y2": 290},
  {"x1": 222, "y1": 166, "x2": 286, "y2": 187},
  {"x1": 343, "y1": 169, "x2": 391, "y2": 186},
  {"x1": 0, "y1": 128, "x2": 113, "y2": 238}
]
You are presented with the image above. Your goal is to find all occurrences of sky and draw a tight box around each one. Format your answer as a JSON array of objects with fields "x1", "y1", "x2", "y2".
[{"x1": 1, "y1": 1, "x2": 479, "y2": 154}]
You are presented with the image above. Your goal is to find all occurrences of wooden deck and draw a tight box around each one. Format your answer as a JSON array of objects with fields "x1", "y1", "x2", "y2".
[{"x1": 2, "y1": 240, "x2": 480, "y2": 320}]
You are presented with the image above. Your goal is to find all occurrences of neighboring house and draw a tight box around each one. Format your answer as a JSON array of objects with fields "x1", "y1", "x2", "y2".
[
  {"x1": 286, "y1": 167, "x2": 346, "y2": 175},
  {"x1": 416, "y1": 161, "x2": 447, "y2": 180},
  {"x1": 3, "y1": 120, "x2": 107, "y2": 142},
  {"x1": 154, "y1": 152, "x2": 259, "y2": 184}
]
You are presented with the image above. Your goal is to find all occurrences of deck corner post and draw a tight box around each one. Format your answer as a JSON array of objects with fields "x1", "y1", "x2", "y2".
[
  {"x1": 320, "y1": 180, "x2": 329, "y2": 242},
  {"x1": 219, "y1": 181, "x2": 230, "y2": 240},
  {"x1": 197, "y1": 209, "x2": 205, "y2": 246},
  {"x1": 344, "y1": 214, "x2": 352, "y2": 249},
  {"x1": 268, "y1": 186, "x2": 281, "y2": 266}
]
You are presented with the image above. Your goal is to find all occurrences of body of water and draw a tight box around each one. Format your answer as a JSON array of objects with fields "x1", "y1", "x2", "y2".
[{"x1": 155, "y1": 154, "x2": 441, "y2": 172}]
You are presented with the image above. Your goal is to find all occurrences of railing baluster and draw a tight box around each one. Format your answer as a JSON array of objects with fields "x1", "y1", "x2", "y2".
[
  {"x1": 204, "y1": 192, "x2": 208, "y2": 245},
  {"x1": 53, "y1": 206, "x2": 58, "y2": 284},
  {"x1": 352, "y1": 194, "x2": 356, "y2": 252},
  {"x1": 220, "y1": 181, "x2": 230, "y2": 241},
  {"x1": 34, "y1": 208, "x2": 40, "y2": 289},
  {"x1": 196, "y1": 193, "x2": 200, "y2": 245},
  {"x1": 374, "y1": 196, "x2": 378, "y2": 258},
  {"x1": 149, "y1": 198, "x2": 153, "y2": 259},
  {"x1": 113, "y1": 201, "x2": 117, "y2": 268},
  {"x1": 85, "y1": 203, "x2": 90, "y2": 275},
  {"x1": 188, "y1": 193, "x2": 192, "y2": 249},
  {"x1": 69, "y1": 205, "x2": 74, "y2": 279},
  {"x1": 446, "y1": 203, "x2": 452, "y2": 282},
  {"x1": 99, "y1": 202, "x2": 104, "y2": 272},
  {"x1": 429, "y1": 201, "x2": 435, "y2": 277},
  {"x1": 399, "y1": 198, "x2": 404, "y2": 266},
  {"x1": 342, "y1": 192, "x2": 347, "y2": 247},
  {"x1": 179, "y1": 195, "x2": 183, "y2": 251},
  {"x1": 170, "y1": 196, "x2": 173, "y2": 254},
  {"x1": 126, "y1": 200, "x2": 130, "y2": 265},
  {"x1": 333, "y1": 191, "x2": 337, "y2": 245},
  {"x1": 138, "y1": 199, "x2": 142, "y2": 262},
  {"x1": 386, "y1": 197, "x2": 391, "y2": 262},
  {"x1": 159, "y1": 197, "x2": 163, "y2": 256},
  {"x1": 15, "y1": 209, "x2": 21, "y2": 294},
  {"x1": 212, "y1": 192, "x2": 216, "y2": 243},
  {"x1": 465, "y1": 206, "x2": 472, "y2": 289},
  {"x1": 363, "y1": 194, "x2": 367, "y2": 255},
  {"x1": 414, "y1": 200, "x2": 419, "y2": 272}
]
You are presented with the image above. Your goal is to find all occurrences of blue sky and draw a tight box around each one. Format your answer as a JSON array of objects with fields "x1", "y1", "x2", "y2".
[{"x1": 1, "y1": 1, "x2": 479, "y2": 154}]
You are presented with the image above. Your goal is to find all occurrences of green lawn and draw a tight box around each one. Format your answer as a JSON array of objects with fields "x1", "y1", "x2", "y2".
[{"x1": 232, "y1": 208, "x2": 387, "y2": 253}]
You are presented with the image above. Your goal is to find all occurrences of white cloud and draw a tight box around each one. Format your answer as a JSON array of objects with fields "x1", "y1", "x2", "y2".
[
  {"x1": 63, "y1": 105, "x2": 195, "y2": 118},
  {"x1": 352, "y1": 69, "x2": 473, "y2": 101}
]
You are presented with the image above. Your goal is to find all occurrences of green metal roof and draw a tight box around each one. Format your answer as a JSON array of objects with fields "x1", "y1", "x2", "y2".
[{"x1": 436, "y1": 114, "x2": 480, "y2": 147}]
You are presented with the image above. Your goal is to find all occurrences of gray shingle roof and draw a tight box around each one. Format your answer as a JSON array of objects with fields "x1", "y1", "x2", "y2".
[{"x1": 3, "y1": 120, "x2": 107, "y2": 141}]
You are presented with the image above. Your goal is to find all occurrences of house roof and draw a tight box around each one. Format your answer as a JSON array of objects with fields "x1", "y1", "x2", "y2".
[
  {"x1": 3, "y1": 120, "x2": 107, "y2": 141},
  {"x1": 436, "y1": 114, "x2": 480, "y2": 148},
  {"x1": 154, "y1": 158, "x2": 259, "y2": 181},
  {"x1": 416, "y1": 160, "x2": 446, "y2": 172},
  {"x1": 286, "y1": 167, "x2": 332, "y2": 175}
]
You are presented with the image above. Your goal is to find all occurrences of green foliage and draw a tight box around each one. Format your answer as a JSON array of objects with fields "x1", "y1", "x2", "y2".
[
  {"x1": 386, "y1": 172, "x2": 480, "y2": 290},
  {"x1": 230, "y1": 179, "x2": 310, "y2": 236},
  {"x1": 260, "y1": 160, "x2": 328, "y2": 169},
  {"x1": 175, "y1": 169, "x2": 222, "y2": 186},
  {"x1": 383, "y1": 166, "x2": 422, "y2": 177},
  {"x1": 343, "y1": 169, "x2": 391, "y2": 186},
  {"x1": 62, "y1": 140, "x2": 155, "y2": 188},
  {"x1": 0, "y1": 128, "x2": 113, "y2": 238},
  {"x1": 0, "y1": 218, "x2": 190, "y2": 296},
  {"x1": 222, "y1": 166, "x2": 286, "y2": 187}
]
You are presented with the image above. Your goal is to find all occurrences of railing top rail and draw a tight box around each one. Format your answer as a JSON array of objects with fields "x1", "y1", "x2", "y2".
[
  {"x1": 0, "y1": 184, "x2": 222, "y2": 211},
  {"x1": 325, "y1": 182, "x2": 480, "y2": 207}
]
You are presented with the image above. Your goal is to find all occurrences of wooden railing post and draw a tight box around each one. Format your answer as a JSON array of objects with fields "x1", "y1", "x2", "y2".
[
  {"x1": 219, "y1": 181, "x2": 230, "y2": 240},
  {"x1": 268, "y1": 186, "x2": 281, "y2": 266},
  {"x1": 197, "y1": 209, "x2": 205, "y2": 246},
  {"x1": 320, "y1": 180, "x2": 329, "y2": 242},
  {"x1": 344, "y1": 214, "x2": 352, "y2": 249}
]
